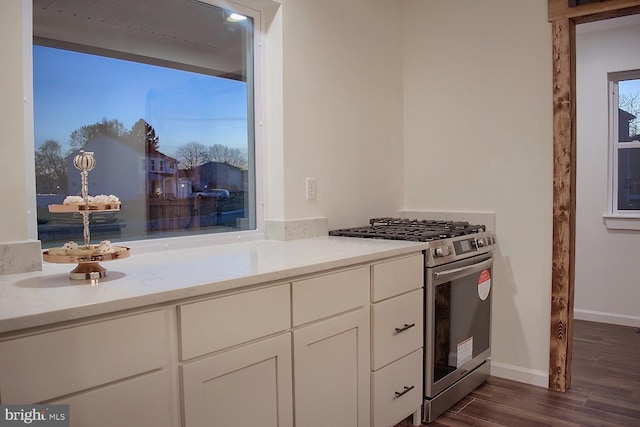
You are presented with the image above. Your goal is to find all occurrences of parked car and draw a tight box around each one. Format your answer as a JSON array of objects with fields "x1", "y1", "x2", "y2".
[{"x1": 194, "y1": 188, "x2": 230, "y2": 199}]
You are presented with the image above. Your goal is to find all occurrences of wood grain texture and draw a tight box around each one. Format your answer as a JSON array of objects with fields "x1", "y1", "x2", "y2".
[
  {"x1": 395, "y1": 321, "x2": 640, "y2": 426},
  {"x1": 549, "y1": 17, "x2": 576, "y2": 393}
]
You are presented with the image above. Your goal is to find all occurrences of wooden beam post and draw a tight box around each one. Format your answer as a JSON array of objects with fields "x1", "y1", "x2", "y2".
[{"x1": 549, "y1": 17, "x2": 576, "y2": 393}]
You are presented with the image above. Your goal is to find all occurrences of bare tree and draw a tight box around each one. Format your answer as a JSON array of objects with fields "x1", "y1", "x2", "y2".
[
  {"x1": 620, "y1": 91, "x2": 640, "y2": 138},
  {"x1": 176, "y1": 142, "x2": 211, "y2": 170},
  {"x1": 35, "y1": 140, "x2": 68, "y2": 193},
  {"x1": 208, "y1": 144, "x2": 247, "y2": 169},
  {"x1": 69, "y1": 118, "x2": 128, "y2": 149}
]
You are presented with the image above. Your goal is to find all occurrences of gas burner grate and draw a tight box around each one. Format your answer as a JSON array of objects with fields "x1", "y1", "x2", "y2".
[{"x1": 329, "y1": 218, "x2": 486, "y2": 242}]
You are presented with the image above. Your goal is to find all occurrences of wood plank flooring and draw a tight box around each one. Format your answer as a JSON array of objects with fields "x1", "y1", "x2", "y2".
[{"x1": 395, "y1": 320, "x2": 640, "y2": 426}]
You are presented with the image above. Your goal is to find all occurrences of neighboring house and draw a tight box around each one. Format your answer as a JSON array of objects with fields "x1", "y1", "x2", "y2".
[
  {"x1": 189, "y1": 161, "x2": 245, "y2": 192},
  {"x1": 619, "y1": 108, "x2": 637, "y2": 142},
  {"x1": 65, "y1": 136, "x2": 181, "y2": 200},
  {"x1": 146, "y1": 147, "x2": 181, "y2": 198}
]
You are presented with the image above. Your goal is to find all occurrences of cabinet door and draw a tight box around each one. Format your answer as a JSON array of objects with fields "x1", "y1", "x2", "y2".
[
  {"x1": 293, "y1": 308, "x2": 370, "y2": 427},
  {"x1": 181, "y1": 333, "x2": 293, "y2": 427}
]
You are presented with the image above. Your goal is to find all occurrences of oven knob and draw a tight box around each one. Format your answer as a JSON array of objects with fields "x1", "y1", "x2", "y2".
[
  {"x1": 477, "y1": 238, "x2": 485, "y2": 248},
  {"x1": 434, "y1": 246, "x2": 450, "y2": 257}
]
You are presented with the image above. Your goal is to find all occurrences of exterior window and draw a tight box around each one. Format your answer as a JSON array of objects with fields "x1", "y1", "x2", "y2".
[
  {"x1": 33, "y1": 0, "x2": 261, "y2": 247},
  {"x1": 610, "y1": 72, "x2": 640, "y2": 213}
]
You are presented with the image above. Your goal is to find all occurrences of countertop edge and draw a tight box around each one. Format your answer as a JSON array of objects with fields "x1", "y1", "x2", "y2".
[{"x1": 0, "y1": 238, "x2": 426, "y2": 335}]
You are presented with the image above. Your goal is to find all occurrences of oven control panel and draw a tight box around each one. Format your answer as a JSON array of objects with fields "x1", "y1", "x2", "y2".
[
  {"x1": 428, "y1": 233, "x2": 496, "y2": 266},
  {"x1": 453, "y1": 238, "x2": 477, "y2": 255}
]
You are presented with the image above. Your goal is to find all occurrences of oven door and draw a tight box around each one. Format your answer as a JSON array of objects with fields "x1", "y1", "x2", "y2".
[{"x1": 424, "y1": 254, "x2": 493, "y2": 398}]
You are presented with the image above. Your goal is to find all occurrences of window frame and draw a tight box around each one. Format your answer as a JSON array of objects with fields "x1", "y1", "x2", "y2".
[
  {"x1": 30, "y1": 0, "x2": 266, "y2": 252},
  {"x1": 605, "y1": 70, "x2": 640, "y2": 230}
]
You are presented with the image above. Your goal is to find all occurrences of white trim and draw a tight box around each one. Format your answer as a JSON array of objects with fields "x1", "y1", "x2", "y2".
[
  {"x1": 608, "y1": 71, "x2": 640, "y2": 216},
  {"x1": 23, "y1": 0, "x2": 37, "y2": 241},
  {"x1": 574, "y1": 308, "x2": 640, "y2": 327},
  {"x1": 603, "y1": 213, "x2": 640, "y2": 230},
  {"x1": 489, "y1": 360, "x2": 548, "y2": 388},
  {"x1": 608, "y1": 78, "x2": 617, "y2": 214}
]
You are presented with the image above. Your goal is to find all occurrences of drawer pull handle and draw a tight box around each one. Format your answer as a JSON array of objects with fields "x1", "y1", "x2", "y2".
[
  {"x1": 394, "y1": 323, "x2": 415, "y2": 334},
  {"x1": 394, "y1": 385, "x2": 415, "y2": 399}
]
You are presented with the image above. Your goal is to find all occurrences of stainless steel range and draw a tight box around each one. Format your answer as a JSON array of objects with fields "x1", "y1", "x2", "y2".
[{"x1": 329, "y1": 218, "x2": 496, "y2": 423}]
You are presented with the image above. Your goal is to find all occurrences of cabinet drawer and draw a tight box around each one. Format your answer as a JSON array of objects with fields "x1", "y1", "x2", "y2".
[
  {"x1": 51, "y1": 370, "x2": 174, "y2": 427},
  {"x1": 371, "y1": 254, "x2": 423, "y2": 302},
  {"x1": 371, "y1": 289, "x2": 423, "y2": 370},
  {"x1": 292, "y1": 267, "x2": 369, "y2": 326},
  {"x1": 0, "y1": 310, "x2": 168, "y2": 404},
  {"x1": 178, "y1": 283, "x2": 290, "y2": 360},
  {"x1": 371, "y1": 349, "x2": 423, "y2": 427}
]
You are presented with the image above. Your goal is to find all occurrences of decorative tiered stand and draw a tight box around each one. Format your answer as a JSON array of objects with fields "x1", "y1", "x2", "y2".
[{"x1": 42, "y1": 151, "x2": 130, "y2": 280}]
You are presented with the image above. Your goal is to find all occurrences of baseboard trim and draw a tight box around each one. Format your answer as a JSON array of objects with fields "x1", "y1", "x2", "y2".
[
  {"x1": 574, "y1": 309, "x2": 640, "y2": 328},
  {"x1": 489, "y1": 360, "x2": 548, "y2": 388}
]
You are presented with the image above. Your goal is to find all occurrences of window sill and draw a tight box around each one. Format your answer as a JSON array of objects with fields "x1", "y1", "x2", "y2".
[{"x1": 603, "y1": 214, "x2": 640, "y2": 231}]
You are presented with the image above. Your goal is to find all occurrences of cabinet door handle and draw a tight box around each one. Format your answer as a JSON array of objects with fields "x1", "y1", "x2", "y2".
[
  {"x1": 394, "y1": 385, "x2": 415, "y2": 399},
  {"x1": 394, "y1": 323, "x2": 415, "y2": 334}
]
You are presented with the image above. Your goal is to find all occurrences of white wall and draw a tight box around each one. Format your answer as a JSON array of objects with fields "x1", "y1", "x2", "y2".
[
  {"x1": 0, "y1": 0, "x2": 34, "y2": 243},
  {"x1": 276, "y1": 0, "x2": 404, "y2": 228},
  {"x1": 575, "y1": 18, "x2": 640, "y2": 327},
  {"x1": 402, "y1": 0, "x2": 553, "y2": 386}
]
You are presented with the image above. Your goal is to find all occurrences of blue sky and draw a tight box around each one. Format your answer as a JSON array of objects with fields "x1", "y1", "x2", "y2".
[
  {"x1": 620, "y1": 79, "x2": 640, "y2": 97},
  {"x1": 33, "y1": 45, "x2": 249, "y2": 158}
]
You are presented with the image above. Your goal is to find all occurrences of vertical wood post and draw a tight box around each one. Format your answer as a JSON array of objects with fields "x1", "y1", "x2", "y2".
[{"x1": 549, "y1": 17, "x2": 576, "y2": 392}]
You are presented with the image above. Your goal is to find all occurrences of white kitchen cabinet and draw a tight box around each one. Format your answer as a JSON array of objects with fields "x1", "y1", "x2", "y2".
[
  {"x1": 0, "y1": 248, "x2": 427, "y2": 427},
  {"x1": 291, "y1": 266, "x2": 369, "y2": 326},
  {"x1": 0, "y1": 309, "x2": 177, "y2": 427},
  {"x1": 371, "y1": 253, "x2": 424, "y2": 303},
  {"x1": 370, "y1": 254, "x2": 424, "y2": 427},
  {"x1": 178, "y1": 283, "x2": 290, "y2": 360},
  {"x1": 371, "y1": 349, "x2": 423, "y2": 427},
  {"x1": 371, "y1": 288, "x2": 424, "y2": 370},
  {"x1": 50, "y1": 370, "x2": 174, "y2": 427},
  {"x1": 293, "y1": 308, "x2": 371, "y2": 427},
  {"x1": 181, "y1": 333, "x2": 293, "y2": 427},
  {"x1": 177, "y1": 283, "x2": 293, "y2": 427}
]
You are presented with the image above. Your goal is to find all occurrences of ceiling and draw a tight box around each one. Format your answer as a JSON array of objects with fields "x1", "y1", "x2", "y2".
[{"x1": 33, "y1": 0, "x2": 250, "y2": 79}]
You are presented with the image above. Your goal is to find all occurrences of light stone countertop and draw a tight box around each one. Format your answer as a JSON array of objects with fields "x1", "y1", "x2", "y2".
[{"x1": 0, "y1": 236, "x2": 426, "y2": 335}]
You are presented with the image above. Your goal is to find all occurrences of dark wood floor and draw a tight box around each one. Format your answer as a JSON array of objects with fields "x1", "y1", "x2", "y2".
[{"x1": 396, "y1": 320, "x2": 640, "y2": 426}]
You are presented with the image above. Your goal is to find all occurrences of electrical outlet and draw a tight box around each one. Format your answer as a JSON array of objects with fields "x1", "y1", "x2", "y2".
[{"x1": 306, "y1": 178, "x2": 317, "y2": 200}]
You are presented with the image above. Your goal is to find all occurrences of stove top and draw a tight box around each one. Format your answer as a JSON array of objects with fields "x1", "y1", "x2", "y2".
[
  {"x1": 329, "y1": 217, "x2": 486, "y2": 242},
  {"x1": 329, "y1": 217, "x2": 496, "y2": 266}
]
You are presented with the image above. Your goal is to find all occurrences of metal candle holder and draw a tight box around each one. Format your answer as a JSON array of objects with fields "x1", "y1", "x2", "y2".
[{"x1": 73, "y1": 150, "x2": 96, "y2": 248}]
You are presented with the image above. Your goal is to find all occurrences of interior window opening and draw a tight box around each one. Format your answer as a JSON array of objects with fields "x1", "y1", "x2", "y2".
[{"x1": 32, "y1": 0, "x2": 259, "y2": 249}]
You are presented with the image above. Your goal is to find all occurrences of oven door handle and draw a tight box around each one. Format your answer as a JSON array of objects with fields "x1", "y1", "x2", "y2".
[{"x1": 434, "y1": 258, "x2": 493, "y2": 283}]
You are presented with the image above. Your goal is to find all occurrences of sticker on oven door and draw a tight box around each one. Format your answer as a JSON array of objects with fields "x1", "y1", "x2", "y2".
[
  {"x1": 457, "y1": 337, "x2": 473, "y2": 367},
  {"x1": 478, "y1": 269, "x2": 491, "y2": 301}
]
